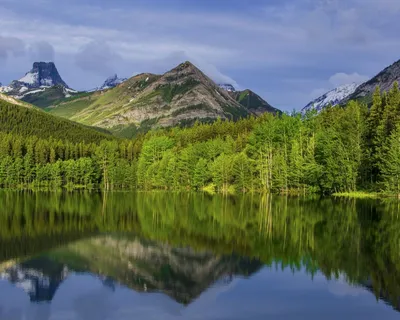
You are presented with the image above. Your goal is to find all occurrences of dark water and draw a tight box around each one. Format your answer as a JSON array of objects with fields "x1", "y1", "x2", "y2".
[{"x1": 0, "y1": 192, "x2": 400, "y2": 319}]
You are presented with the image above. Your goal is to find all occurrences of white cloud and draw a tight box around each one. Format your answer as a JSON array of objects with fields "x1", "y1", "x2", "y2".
[
  {"x1": 0, "y1": 0, "x2": 399, "y2": 109},
  {"x1": 329, "y1": 72, "x2": 369, "y2": 86}
]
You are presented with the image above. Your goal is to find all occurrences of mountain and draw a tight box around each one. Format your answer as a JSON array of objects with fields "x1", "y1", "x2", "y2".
[
  {"x1": 0, "y1": 92, "x2": 36, "y2": 109},
  {"x1": 347, "y1": 59, "x2": 400, "y2": 103},
  {"x1": 304, "y1": 59, "x2": 400, "y2": 113},
  {"x1": 0, "y1": 97, "x2": 112, "y2": 142},
  {"x1": 0, "y1": 62, "x2": 79, "y2": 108},
  {"x1": 302, "y1": 83, "x2": 361, "y2": 114},
  {"x1": 98, "y1": 74, "x2": 127, "y2": 90},
  {"x1": 217, "y1": 84, "x2": 279, "y2": 115},
  {"x1": 229, "y1": 89, "x2": 280, "y2": 115},
  {"x1": 49, "y1": 61, "x2": 280, "y2": 138},
  {"x1": 218, "y1": 83, "x2": 236, "y2": 92}
]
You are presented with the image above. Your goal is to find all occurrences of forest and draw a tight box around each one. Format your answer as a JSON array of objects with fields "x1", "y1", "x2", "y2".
[{"x1": 0, "y1": 83, "x2": 400, "y2": 194}]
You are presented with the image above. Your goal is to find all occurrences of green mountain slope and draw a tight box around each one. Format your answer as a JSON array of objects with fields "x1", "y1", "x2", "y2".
[
  {"x1": 46, "y1": 91, "x2": 102, "y2": 118},
  {"x1": 230, "y1": 89, "x2": 280, "y2": 115},
  {"x1": 0, "y1": 98, "x2": 112, "y2": 143},
  {"x1": 0, "y1": 93, "x2": 36, "y2": 109},
  {"x1": 48, "y1": 62, "x2": 280, "y2": 138},
  {"x1": 21, "y1": 85, "x2": 80, "y2": 109}
]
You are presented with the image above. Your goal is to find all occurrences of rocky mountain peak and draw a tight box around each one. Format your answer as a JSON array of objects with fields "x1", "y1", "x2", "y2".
[
  {"x1": 99, "y1": 74, "x2": 127, "y2": 90},
  {"x1": 15, "y1": 61, "x2": 69, "y2": 89},
  {"x1": 175, "y1": 61, "x2": 197, "y2": 71},
  {"x1": 219, "y1": 84, "x2": 236, "y2": 92}
]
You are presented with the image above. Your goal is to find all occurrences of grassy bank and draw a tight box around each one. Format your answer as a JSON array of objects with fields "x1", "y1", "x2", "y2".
[{"x1": 332, "y1": 191, "x2": 379, "y2": 199}]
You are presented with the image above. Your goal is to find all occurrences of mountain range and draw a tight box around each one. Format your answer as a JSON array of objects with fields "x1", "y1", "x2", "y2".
[
  {"x1": 0, "y1": 61, "x2": 280, "y2": 138},
  {"x1": 303, "y1": 58, "x2": 400, "y2": 113},
  {"x1": 1, "y1": 58, "x2": 400, "y2": 137}
]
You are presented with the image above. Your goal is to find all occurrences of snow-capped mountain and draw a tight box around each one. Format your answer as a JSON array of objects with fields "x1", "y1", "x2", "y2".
[
  {"x1": 218, "y1": 83, "x2": 236, "y2": 92},
  {"x1": 346, "y1": 58, "x2": 400, "y2": 102},
  {"x1": 12, "y1": 62, "x2": 69, "y2": 90},
  {"x1": 99, "y1": 74, "x2": 127, "y2": 90},
  {"x1": 0, "y1": 62, "x2": 78, "y2": 107},
  {"x1": 302, "y1": 83, "x2": 361, "y2": 114},
  {"x1": 1, "y1": 62, "x2": 70, "y2": 97}
]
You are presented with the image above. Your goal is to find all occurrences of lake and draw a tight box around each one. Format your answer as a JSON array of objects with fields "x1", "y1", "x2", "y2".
[{"x1": 0, "y1": 192, "x2": 399, "y2": 319}]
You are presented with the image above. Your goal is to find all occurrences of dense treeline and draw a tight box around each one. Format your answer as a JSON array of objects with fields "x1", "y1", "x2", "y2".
[
  {"x1": 136, "y1": 83, "x2": 400, "y2": 194},
  {"x1": 0, "y1": 100, "x2": 112, "y2": 143},
  {"x1": 0, "y1": 132, "x2": 143, "y2": 190},
  {"x1": 1, "y1": 83, "x2": 400, "y2": 193}
]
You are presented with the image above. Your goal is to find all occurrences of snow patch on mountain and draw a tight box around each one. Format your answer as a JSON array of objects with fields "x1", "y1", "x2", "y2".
[
  {"x1": 0, "y1": 86, "x2": 13, "y2": 93},
  {"x1": 302, "y1": 83, "x2": 361, "y2": 114},
  {"x1": 99, "y1": 74, "x2": 127, "y2": 90},
  {"x1": 218, "y1": 84, "x2": 236, "y2": 92},
  {"x1": 19, "y1": 72, "x2": 38, "y2": 85}
]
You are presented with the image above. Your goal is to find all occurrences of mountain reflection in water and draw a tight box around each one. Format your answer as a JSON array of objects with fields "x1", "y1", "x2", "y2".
[{"x1": 0, "y1": 192, "x2": 399, "y2": 319}]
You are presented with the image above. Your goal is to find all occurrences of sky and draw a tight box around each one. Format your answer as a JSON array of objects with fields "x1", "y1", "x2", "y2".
[{"x1": 0, "y1": 0, "x2": 399, "y2": 111}]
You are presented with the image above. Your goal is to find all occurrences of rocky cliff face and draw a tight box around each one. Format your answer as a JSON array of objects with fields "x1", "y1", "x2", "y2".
[
  {"x1": 5, "y1": 62, "x2": 69, "y2": 93},
  {"x1": 18, "y1": 62, "x2": 69, "y2": 88}
]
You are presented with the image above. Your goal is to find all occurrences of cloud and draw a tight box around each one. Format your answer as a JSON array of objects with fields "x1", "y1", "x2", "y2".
[
  {"x1": 74, "y1": 41, "x2": 122, "y2": 76},
  {"x1": 28, "y1": 41, "x2": 55, "y2": 62},
  {"x1": 329, "y1": 72, "x2": 369, "y2": 86},
  {"x1": 0, "y1": 0, "x2": 399, "y2": 109},
  {"x1": 160, "y1": 50, "x2": 239, "y2": 88},
  {"x1": 0, "y1": 36, "x2": 25, "y2": 60}
]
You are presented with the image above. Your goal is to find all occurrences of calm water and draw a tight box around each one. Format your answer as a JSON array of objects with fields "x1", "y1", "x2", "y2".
[{"x1": 0, "y1": 192, "x2": 400, "y2": 319}]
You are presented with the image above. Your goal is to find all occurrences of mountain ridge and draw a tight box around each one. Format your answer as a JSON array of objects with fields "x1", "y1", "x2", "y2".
[
  {"x1": 302, "y1": 83, "x2": 361, "y2": 113},
  {"x1": 303, "y1": 58, "x2": 400, "y2": 112},
  {"x1": 48, "y1": 61, "x2": 278, "y2": 137},
  {"x1": 346, "y1": 59, "x2": 400, "y2": 103}
]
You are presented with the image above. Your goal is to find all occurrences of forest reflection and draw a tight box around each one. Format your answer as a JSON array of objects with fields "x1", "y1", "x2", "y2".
[{"x1": 0, "y1": 192, "x2": 399, "y2": 309}]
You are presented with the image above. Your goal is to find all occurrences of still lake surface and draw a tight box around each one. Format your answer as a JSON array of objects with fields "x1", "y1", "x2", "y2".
[{"x1": 0, "y1": 192, "x2": 399, "y2": 319}]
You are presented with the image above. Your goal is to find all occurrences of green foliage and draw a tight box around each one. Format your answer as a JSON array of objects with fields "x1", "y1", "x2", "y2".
[
  {"x1": 0, "y1": 100, "x2": 112, "y2": 143},
  {"x1": 48, "y1": 92, "x2": 99, "y2": 118},
  {"x1": 2, "y1": 88, "x2": 400, "y2": 194},
  {"x1": 21, "y1": 85, "x2": 78, "y2": 109}
]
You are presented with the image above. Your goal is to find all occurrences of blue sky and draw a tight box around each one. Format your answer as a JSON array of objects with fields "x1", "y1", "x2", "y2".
[{"x1": 0, "y1": 0, "x2": 399, "y2": 110}]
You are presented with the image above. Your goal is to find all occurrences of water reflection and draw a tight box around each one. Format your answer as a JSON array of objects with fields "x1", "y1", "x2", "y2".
[{"x1": 0, "y1": 192, "x2": 399, "y2": 319}]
